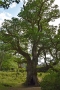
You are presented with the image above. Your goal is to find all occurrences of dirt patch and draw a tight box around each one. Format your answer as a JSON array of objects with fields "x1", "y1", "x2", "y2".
[{"x1": 9, "y1": 87, "x2": 41, "y2": 90}]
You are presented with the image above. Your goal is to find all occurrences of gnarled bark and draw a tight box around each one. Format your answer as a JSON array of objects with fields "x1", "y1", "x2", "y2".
[{"x1": 26, "y1": 58, "x2": 39, "y2": 86}]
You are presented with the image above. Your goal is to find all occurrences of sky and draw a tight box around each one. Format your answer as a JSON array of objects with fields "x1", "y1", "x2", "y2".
[
  {"x1": 0, "y1": 0, "x2": 60, "y2": 27},
  {"x1": 0, "y1": 0, "x2": 23, "y2": 27}
]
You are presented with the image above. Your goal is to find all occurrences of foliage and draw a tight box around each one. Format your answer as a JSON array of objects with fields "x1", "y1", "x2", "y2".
[
  {"x1": 0, "y1": 51, "x2": 18, "y2": 71},
  {"x1": 19, "y1": 68, "x2": 26, "y2": 72},
  {"x1": 0, "y1": 71, "x2": 26, "y2": 87},
  {"x1": 0, "y1": 0, "x2": 20, "y2": 9},
  {"x1": 53, "y1": 62, "x2": 60, "y2": 71},
  {"x1": 41, "y1": 70, "x2": 60, "y2": 90},
  {"x1": 0, "y1": 50, "x2": 5, "y2": 70},
  {"x1": 1, "y1": 58, "x2": 18, "y2": 71},
  {"x1": 0, "y1": 0, "x2": 60, "y2": 65},
  {"x1": 0, "y1": 84, "x2": 8, "y2": 90}
]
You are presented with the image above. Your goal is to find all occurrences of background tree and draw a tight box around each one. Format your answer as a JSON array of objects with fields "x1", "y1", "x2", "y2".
[
  {"x1": 48, "y1": 25, "x2": 60, "y2": 65},
  {"x1": 0, "y1": 0, "x2": 20, "y2": 8},
  {"x1": 14, "y1": 54, "x2": 27, "y2": 68},
  {"x1": 0, "y1": 0, "x2": 60, "y2": 86},
  {"x1": 1, "y1": 53, "x2": 18, "y2": 71},
  {"x1": 0, "y1": 50, "x2": 5, "y2": 70}
]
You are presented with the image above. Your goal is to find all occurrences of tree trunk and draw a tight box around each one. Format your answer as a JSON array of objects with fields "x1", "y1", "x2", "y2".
[
  {"x1": 17, "y1": 41, "x2": 39, "y2": 86},
  {"x1": 25, "y1": 41, "x2": 39, "y2": 86},
  {"x1": 26, "y1": 59, "x2": 39, "y2": 86}
]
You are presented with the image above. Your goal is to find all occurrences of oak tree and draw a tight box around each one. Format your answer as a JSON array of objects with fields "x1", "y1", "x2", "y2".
[{"x1": 0, "y1": 0, "x2": 60, "y2": 86}]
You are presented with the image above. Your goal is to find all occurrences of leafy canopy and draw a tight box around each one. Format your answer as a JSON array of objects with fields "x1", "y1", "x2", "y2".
[
  {"x1": 0, "y1": 0, "x2": 60, "y2": 64},
  {"x1": 0, "y1": 0, "x2": 20, "y2": 8}
]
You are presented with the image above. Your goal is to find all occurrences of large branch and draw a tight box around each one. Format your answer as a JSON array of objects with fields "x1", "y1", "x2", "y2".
[
  {"x1": 16, "y1": 39, "x2": 31, "y2": 61},
  {"x1": 2, "y1": 28, "x2": 31, "y2": 61}
]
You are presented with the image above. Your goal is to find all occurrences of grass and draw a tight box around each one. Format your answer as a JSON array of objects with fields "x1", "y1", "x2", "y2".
[
  {"x1": 0, "y1": 71, "x2": 47, "y2": 90},
  {"x1": 0, "y1": 71, "x2": 26, "y2": 90},
  {"x1": 0, "y1": 84, "x2": 8, "y2": 90}
]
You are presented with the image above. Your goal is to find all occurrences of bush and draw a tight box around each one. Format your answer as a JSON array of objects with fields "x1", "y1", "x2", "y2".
[
  {"x1": 0, "y1": 71, "x2": 26, "y2": 87},
  {"x1": 19, "y1": 68, "x2": 26, "y2": 72},
  {"x1": 41, "y1": 70, "x2": 60, "y2": 90},
  {"x1": 55, "y1": 72, "x2": 60, "y2": 90},
  {"x1": 1, "y1": 59, "x2": 18, "y2": 71}
]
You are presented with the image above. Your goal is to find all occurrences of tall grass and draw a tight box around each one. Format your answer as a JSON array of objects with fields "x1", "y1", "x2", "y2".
[{"x1": 0, "y1": 71, "x2": 26, "y2": 88}]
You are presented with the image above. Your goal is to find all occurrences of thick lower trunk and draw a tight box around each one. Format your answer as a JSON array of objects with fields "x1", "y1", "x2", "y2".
[{"x1": 26, "y1": 60, "x2": 39, "y2": 86}]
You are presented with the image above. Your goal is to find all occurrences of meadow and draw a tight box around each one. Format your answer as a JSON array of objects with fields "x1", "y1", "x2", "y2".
[
  {"x1": 0, "y1": 70, "x2": 46, "y2": 90},
  {"x1": 0, "y1": 71, "x2": 27, "y2": 90},
  {"x1": 0, "y1": 68, "x2": 60, "y2": 90}
]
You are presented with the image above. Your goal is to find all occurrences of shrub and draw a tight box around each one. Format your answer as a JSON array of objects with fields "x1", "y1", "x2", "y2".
[
  {"x1": 0, "y1": 71, "x2": 26, "y2": 87},
  {"x1": 19, "y1": 68, "x2": 26, "y2": 72},
  {"x1": 41, "y1": 70, "x2": 60, "y2": 90},
  {"x1": 54, "y1": 71, "x2": 60, "y2": 90}
]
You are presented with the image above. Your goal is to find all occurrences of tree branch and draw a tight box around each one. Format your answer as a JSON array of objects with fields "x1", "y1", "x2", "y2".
[{"x1": 16, "y1": 39, "x2": 31, "y2": 61}]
